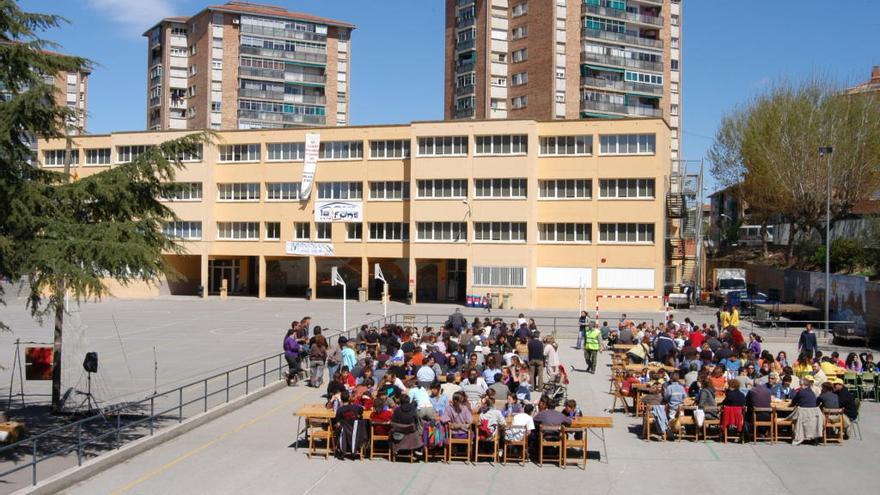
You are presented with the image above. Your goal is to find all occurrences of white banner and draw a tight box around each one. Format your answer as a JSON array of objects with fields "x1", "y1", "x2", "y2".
[
  {"x1": 285, "y1": 241, "x2": 335, "y2": 256},
  {"x1": 315, "y1": 200, "x2": 363, "y2": 223},
  {"x1": 300, "y1": 133, "x2": 320, "y2": 200}
]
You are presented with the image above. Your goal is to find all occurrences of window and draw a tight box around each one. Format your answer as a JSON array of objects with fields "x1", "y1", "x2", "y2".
[
  {"x1": 217, "y1": 221, "x2": 259, "y2": 240},
  {"x1": 671, "y1": 59, "x2": 679, "y2": 71},
  {"x1": 671, "y1": 37, "x2": 679, "y2": 49},
  {"x1": 117, "y1": 145, "x2": 150, "y2": 163},
  {"x1": 416, "y1": 222, "x2": 467, "y2": 242},
  {"x1": 369, "y1": 222, "x2": 408, "y2": 241},
  {"x1": 624, "y1": 71, "x2": 663, "y2": 86},
  {"x1": 512, "y1": 2, "x2": 528, "y2": 17},
  {"x1": 85, "y1": 148, "x2": 111, "y2": 165},
  {"x1": 217, "y1": 183, "x2": 260, "y2": 201},
  {"x1": 417, "y1": 136, "x2": 468, "y2": 156},
  {"x1": 671, "y1": 14, "x2": 680, "y2": 26},
  {"x1": 538, "y1": 223, "x2": 592, "y2": 243},
  {"x1": 511, "y1": 72, "x2": 528, "y2": 86},
  {"x1": 599, "y1": 179, "x2": 655, "y2": 199},
  {"x1": 294, "y1": 222, "x2": 310, "y2": 240},
  {"x1": 671, "y1": 104, "x2": 679, "y2": 116},
  {"x1": 163, "y1": 221, "x2": 202, "y2": 240},
  {"x1": 456, "y1": 73, "x2": 475, "y2": 88},
  {"x1": 218, "y1": 144, "x2": 260, "y2": 162},
  {"x1": 162, "y1": 182, "x2": 203, "y2": 201},
  {"x1": 175, "y1": 144, "x2": 203, "y2": 162},
  {"x1": 474, "y1": 222, "x2": 527, "y2": 242},
  {"x1": 346, "y1": 223, "x2": 362, "y2": 240},
  {"x1": 599, "y1": 223, "x2": 655, "y2": 243},
  {"x1": 265, "y1": 222, "x2": 281, "y2": 240},
  {"x1": 511, "y1": 25, "x2": 528, "y2": 39},
  {"x1": 171, "y1": 27, "x2": 187, "y2": 36},
  {"x1": 474, "y1": 178, "x2": 527, "y2": 198},
  {"x1": 491, "y1": 77, "x2": 507, "y2": 87},
  {"x1": 170, "y1": 47, "x2": 187, "y2": 57},
  {"x1": 473, "y1": 266, "x2": 526, "y2": 287},
  {"x1": 317, "y1": 182, "x2": 362, "y2": 200},
  {"x1": 267, "y1": 142, "x2": 305, "y2": 161},
  {"x1": 539, "y1": 179, "x2": 591, "y2": 199},
  {"x1": 189, "y1": 64, "x2": 197, "y2": 76},
  {"x1": 416, "y1": 179, "x2": 467, "y2": 198},
  {"x1": 539, "y1": 136, "x2": 592, "y2": 156},
  {"x1": 188, "y1": 85, "x2": 196, "y2": 97},
  {"x1": 599, "y1": 134, "x2": 656, "y2": 155},
  {"x1": 511, "y1": 48, "x2": 527, "y2": 63},
  {"x1": 319, "y1": 141, "x2": 363, "y2": 160},
  {"x1": 316, "y1": 223, "x2": 331, "y2": 240},
  {"x1": 456, "y1": 96, "x2": 475, "y2": 110},
  {"x1": 584, "y1": 16, "x2": 625, "y2": 33},
  {"x1": 211, "y1": 102, "x2": 221, "y2": 112},
  {"x1": 266, "y1": 182, "x2": 301, "y2": 201},
  {"x1": 369, "y1": 140, "x2": 410, "y2": 159},
  {"x1": 369, "y1": 181, "x2": 409, "y2": 200},
  {"x1": 42, "y1": 149, "x2": 78, "y2": 167},
  {"x1": 511, "y1": 96, "x2": 528, "y2": 109},
  {"x1": 671, "y1": 81, "x2": 679, "y2": 93},
  {"x1": 475, "y1": 135, "x2": 528, "y2": 155}
]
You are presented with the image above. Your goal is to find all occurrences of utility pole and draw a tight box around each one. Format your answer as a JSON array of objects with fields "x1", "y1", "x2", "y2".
[{"x1": 819, "y1": 146, "x2": 833, "y2": 335}]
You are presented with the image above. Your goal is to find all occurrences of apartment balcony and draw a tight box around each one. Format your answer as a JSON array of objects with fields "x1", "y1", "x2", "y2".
[
  {"x1": 580, "y1": 27, "x2": 663, "y2": 50},
  {"x1": 238, "y1": 109, "x2": 326, "y2": 126},
  {"x1": 455, "y1": 39, "x2": 475, "y2": 52},
  {"x1": 149, "y1": 75, "x2": 162, "y2": 88},
  {"x1": 149, "y1": 96, "x2": 161, "y2": 108},
  {"x1": 453, "y1": 107, "x2": 475, "y2": 119},
  {"x1": 284, "y1": 93, "x2": 326, "y2": 105},
  {"x1": 239, "y1": 45, "x2": 327, "y2": 66},
  {"x1": 238, "y1": 88, "x2": 285, "y2": 101},
  {"x1": 580, "y1": 76, "x2": 664, "y2": 96},
  {"x1": 239, "y1": 23, "x2": 327, "y2": 43},
  {"x1": 455, "y1": 61, "x2": 475, "y2": 74},
  {"x1": 455, "y1": 84, "x2": 475, "y2": 96},
  {"x1": 580, "y1": 99, "x2": 662, "y2": 117},
  {"x1": 456, "y1": 17, "x2": 475, "y2": 29},
  {"x1": 457, "y1": 0, "x2": 474, "y2": 6},
  {"x1": 240, "y1": 67, "x2": 328, "y2": 86},
  {"x1": 240, "y1": 66, "x2": 285, "y2": 80},
  {"x1": 284, "y1": 72, "x2": 326, "y2": 85},
  {"x1": 583, "y1": 5, "x2": 663, "y2": 27},
  {"x1": 581, "y1": 51, "x2": 663, "y2": 73},
  {"x1": 636, "y1": 0, "x2": 664, "y2": 6},
  {"x1": 169, "y1": 98, "x2": 186, "y2": 109}
]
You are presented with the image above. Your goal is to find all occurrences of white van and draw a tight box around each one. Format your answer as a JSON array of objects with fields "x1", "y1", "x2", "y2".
[{"x1": 738, "y1": 225, "x2": 774, "y2": 247}]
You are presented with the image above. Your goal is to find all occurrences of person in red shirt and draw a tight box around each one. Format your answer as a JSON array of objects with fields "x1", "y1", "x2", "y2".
[
  {"x1": 690, "y1": 328, "x2": 704, "y2": 349},
  {"x1": 620, "y1": 371, "x2": 640, "y2": 397},
  {"x1": 370, "y1": 396, "x2": 394, "y2": 436},
  {"x1": 728, "y1": 326, "x2": 745, "y2": 349}
]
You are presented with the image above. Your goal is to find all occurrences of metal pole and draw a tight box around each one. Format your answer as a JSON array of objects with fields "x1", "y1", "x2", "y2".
[
  {"x1": 383, "y1": 282, "x2": 388, "y2": 319},
  {"x1": 179, "y1": 388, "x2": 183, "y2": 423},
  {"x1": 149, "y1": 396, "x2": 154, "y2": 435},
  {"x1": 204, "y1": 380, "x2": 208, "y2": 412},
  {"x1": 246, "y1": 366, "x2": 249, "y2": 395},
  {"x1": 77, "y1": 423, "x2": 82, "y2": 466},
  {"x1": 226, "y1": 372, "x2": 230, "y2": 403},
  {"x1": 343, "y1": 281, "x2": 347, "y2": 337},
  {"x1": 821, "y1": 147, "x2": 833, "y2": 334},
  {"x1": 32, "y1": 439, "x2": 37, "y2": 485}
]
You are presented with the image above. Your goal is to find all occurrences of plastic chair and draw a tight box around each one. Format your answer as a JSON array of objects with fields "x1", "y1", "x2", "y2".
[
  {"x1": 369, "y1": 421, "x2": 392, "y2": 461},
  {"x1": 306, "y1": 417, "x2": 334, "y2": 459},
  {"x1": 822, "y1": 408, "x2": 845, "y2": 445},
  {"x1": 538, "y1": 424, "x2": 564, "y2": 467},
  {"x1": 860, "y1": 373, "x2": 877, "y2": 401},
  {"x1": 843, "y1": 372, "x2": 861, "y2": 400},
  {"x1": 751, "y1": 407, "x2": 774, "y2": 444},
  {"x1": 562, "y1": 426, "x2": 588, "y2": 470},
  {"x1": 446, "y1": 423, "x2": 472, "y2": 464},
  {"x1": 502, "y1": 426, "x2": 528, "y2": 466}
]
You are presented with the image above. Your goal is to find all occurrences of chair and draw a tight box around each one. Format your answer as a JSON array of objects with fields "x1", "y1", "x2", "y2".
[
  {"x1": 843, "y1": 372, "x2": 861, "y2": 400},
  {"x1": 474, "y1": 428, "x2": 500, "y2": 464},
  {"x1": 822, "y1": 408, "x2": 845, "y2": 445},
  {"x1": 849, "y1": 400, "x2": 862, "y2": 441},
  {"x1": 306, "y1": 417, "x2": 334, "y2": 459},
  {"x1": 701, "y1": 409, "x2": 722, "y2": 442},
  {"x1": 722, "y1": 406, "x2": 744, "y2": 444},
  {"x1": 538, "y1": 425, "x2": 564, "y2": 467},
  {"x1": 446, "y1": 423, "x2": 472, "y2": 464},
  {"x1": 502, "y1": 426, "x2": 528, "y2": 466},
  {"x1": 389, "y1": 422, "x2": 421, "y2": 463},
  {"x1": 641, "y1": 404, "x2": 667, "y2": 442},
  {"x1": 860, "y1": 373, "x2": 877, "y2": 401},
  {"x1": 751, "y1": 407, "x2": 774, "y2": 444},
  {"x1": 773, "y1": 408, "x2": 795, "y2": 443},
  {"x1": 610, "y1": 380, "x2": 632, "y2": 415},
  {"x1": 369, "y1": 421, "x2": 392, "y2": 461},
  {"x1": 675, "y1": 406, "x2": 699, "y2": 442},
  {"x1": 562, "y1": 426, "x2": 588, "y2": 470}
]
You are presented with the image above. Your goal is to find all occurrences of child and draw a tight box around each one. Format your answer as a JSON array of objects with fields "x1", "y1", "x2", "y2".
[{"x1": 562, "y1": 399, "x2": 583, "y2": 418}]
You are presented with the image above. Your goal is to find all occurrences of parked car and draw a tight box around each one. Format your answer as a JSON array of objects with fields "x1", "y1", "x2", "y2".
[{"x1": 725, "y1": 290, "x2": 772, "y2": 316}]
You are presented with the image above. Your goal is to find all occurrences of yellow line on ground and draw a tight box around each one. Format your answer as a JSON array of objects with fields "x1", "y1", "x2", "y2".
[{"x1": 109, "y1": 391, "x2": 303, "y2": 495}]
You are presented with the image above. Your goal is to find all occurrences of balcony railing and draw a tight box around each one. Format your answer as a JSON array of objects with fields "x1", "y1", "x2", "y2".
[
  {"x1": 580, "y1": 27, "x2": 663, "y2": 49},
  {"x1": 284, "y1": 72, "x2": 326, "y2": 85},
  {"x1": 455, "y1": 61, "x2": 475, "y2": 74},
  {"x1": 581, "y1": 51, "x2": 663, "y2": 73},
  {"x1": 238, "y1": 88, "x2": 285, "y2": 101},
  {"x1": 455, "y1": 39, "x2": 475, "y2": 52},
  {"x1": 238, "y1": 109, "x2": 326, "y2": 125},
  {"x1": 454, "y1": 107, "x2": 475, "y2": 119},
  {"x1": 149, "y1": 96, "x2": 161, "y2": 108},
  {"x1": 580, "y1": 76, "x2": 664, "y2": 96},
  {"x1": 455, "y1": 84, "x2": 475, "y2": 96},
  {"x1": 239, "y1": 67, "x2": 326, "y2": 85},
  {"x1": 580, "y1": 99, "x2": 662, "y2": 117},
  {"x1": 583, "y1": 5, "x2": 663, "y2": 27},
  {"x1": 456, "y1": 17, "x2": 475, "y2": 28},
  {"x1": 239, "y1": 45, "x2": 327, "y2": 65},
  {"x1": 239, "y1": 23, "x2": 327, "y2": 43}
]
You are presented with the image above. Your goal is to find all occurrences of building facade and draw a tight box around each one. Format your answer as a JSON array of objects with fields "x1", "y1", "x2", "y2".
[
  {"x1": 143, "y1": 1, "x2": 354, "y2": 131},
  {"x1": 445, "y1": 0, "x2": 681, "y2": 161},
  {"x1": 38, "y1": 118, "x2": 670, "y2": 310}
]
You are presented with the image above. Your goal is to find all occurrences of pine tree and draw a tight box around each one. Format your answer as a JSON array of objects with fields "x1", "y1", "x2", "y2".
[{"x1": 0, "y1": 1, "x2": 209, "y2": 411}]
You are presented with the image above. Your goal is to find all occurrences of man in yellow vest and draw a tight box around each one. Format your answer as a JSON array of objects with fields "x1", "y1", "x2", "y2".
[
  {"x1": 719, "y1": 305, "x2": 731, "y2": 330},
  {"x1": 584, "y1": 324, "x2": 602, "y2": 374},
  {"x1": 730, "y1": 305, "x2": 740, "y2": 328}
]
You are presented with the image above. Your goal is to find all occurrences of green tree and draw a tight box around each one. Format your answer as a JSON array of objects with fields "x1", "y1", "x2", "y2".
[
  {"x1": 709, "y1": 78, "x2": 880, "y2": 263},
  {"x1": 0, "y1": 1, "x2": 209, "y2": 411}
]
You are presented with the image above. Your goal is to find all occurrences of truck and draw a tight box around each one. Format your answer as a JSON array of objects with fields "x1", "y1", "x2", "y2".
[{"x1": 712, "y1": 268, "x2": 747, "y2": 305}]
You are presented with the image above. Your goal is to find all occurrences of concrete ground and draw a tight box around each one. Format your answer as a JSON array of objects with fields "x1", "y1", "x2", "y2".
[{"x1": 52, "y1": 332, "x2": 877, "y2": 495}]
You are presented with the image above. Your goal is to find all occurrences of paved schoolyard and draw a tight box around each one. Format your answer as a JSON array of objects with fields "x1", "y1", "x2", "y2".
[{"x1": 55, "y1": 338, "x2": 878, "y2": 495}]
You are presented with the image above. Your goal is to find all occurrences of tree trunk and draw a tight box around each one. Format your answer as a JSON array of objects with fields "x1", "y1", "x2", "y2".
[
  {"x1": 760, "y1": 221, "x2": 769, "y2": 258},
  {"x1": 51, "y1": 281, "x2": 64, "y2": 413},
  {"x1": 786, "y1": 224, "x2": 799, "y2": 264}
]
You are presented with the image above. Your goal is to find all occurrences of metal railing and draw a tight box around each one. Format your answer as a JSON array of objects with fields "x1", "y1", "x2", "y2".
[
  {"x1": 580, "y1": 77, "x2": 664, "y2": 96},
  {"x1": 366, "y1": 313, "x2": 656, "y2": 335},
  {"x1": 239, "y1": 23, "x2": 327, "y2": 43},
  {"x1": 239, "y1": 45, "x2": 327, "y2": 65},
  {"x1": 583, "y1": 5, "x2": 663, "y2": 27},
  {"x1": 580, "y1": 99, "x2": 662, "y2": 117},
  {"x1": 581, "y1": 50, "x2": 664, "y2": 73},
  {"x1": 580, "y1": 27, "x2": 664, "y2": 49},
  {"x1": 237, "y1": 110, "x2": 326, "y2": 125}
]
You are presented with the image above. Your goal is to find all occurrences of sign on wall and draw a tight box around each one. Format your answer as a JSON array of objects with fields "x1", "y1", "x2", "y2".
[
  {"x1": 300, "y1": 133, "x2": 320, "y2": 200},
  {"x1": 285, "y1": 241, "x2": 335, "y2": 256},
  {"x1": 314, "y1": 200, "x2": 363, "y2": 223}
]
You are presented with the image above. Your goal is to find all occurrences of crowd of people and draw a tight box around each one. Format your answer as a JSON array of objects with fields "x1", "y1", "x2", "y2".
[
  {"x1": 283, "y1": 310, "x2": 585, "y2": 458},
  {"x1": 610, "y1": 309, "x2": 867, "y2": 444}
]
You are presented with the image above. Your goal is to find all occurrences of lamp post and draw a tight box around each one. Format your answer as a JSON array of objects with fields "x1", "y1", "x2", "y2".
[{"x1": 819, "y1": 146, "x2": 833, "y2": 334}]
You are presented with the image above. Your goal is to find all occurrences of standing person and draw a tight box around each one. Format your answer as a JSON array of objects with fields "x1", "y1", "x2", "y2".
[
  {"x1": 327, "y1": 337, "x2": 344, "y2": 382},
  {"x1": 308, "y1": 327, "x2": 328, "y2": 388},
  {"x1": 527, "y1": 333, "x2": 545, "y2": 389},
  {"x1": 341, "y1": 339, "x2": 357, "y2": 372},
  {"x1": 447, "y1": 308, "x2": 467, "y2": 332},
  {"x1": 798, "y1": 324, "x2": 818, "y2": 358},
  {"x1": 719, "y1": 305, "x2": 731, "y2": 330},
  {"x1": 583, "y1": 324, "x2": 602, "y2": 374},
  {"x1": 283, "y1": 328, "x2": 302, "y2": 386},
  {"x1": 576, "y1": 310, "x2": 588, "y2": 350},
  {"x1": 730, "y1": 305, "x2": 740, "y2": 329}
]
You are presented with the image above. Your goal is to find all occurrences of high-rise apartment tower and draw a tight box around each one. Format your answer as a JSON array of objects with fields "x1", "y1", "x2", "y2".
[{"x1": 144, "y1": 2, "x2": 354, "y2": 131}]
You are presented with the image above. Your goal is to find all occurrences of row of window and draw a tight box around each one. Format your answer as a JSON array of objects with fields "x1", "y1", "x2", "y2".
[
  {"x1": 167, "y1": 221, "x2": 654, "y2": 244},
  {"x1": 160, "y1": 178, "x2": 657, "y2": 202},
  {"x1": 42, "y1": 134, "x2": 656, "y2": 167}
]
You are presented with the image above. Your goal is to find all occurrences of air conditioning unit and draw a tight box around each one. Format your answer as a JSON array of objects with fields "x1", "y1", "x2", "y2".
[{"x1": 232, "y1": 19, "x2": 240, "y2": 25}]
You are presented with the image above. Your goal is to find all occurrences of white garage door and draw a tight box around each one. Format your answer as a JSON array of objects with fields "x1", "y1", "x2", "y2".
[{"x1": 597, "y1": 268, "x2": 655, "y2": 290}]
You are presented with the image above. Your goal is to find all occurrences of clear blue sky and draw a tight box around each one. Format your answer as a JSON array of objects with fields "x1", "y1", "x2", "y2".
[{"x1": 19, "y1": 0, "x2": 880, "y2": 190}]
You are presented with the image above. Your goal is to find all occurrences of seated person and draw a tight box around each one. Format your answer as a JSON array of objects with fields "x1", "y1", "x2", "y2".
[
  {"x1": 506, "y1": 403, "x2": 535, "y2": 442},
  {"x1": 441, "y1": 391, "x2": 474, "y2": 438},
  {"x1": 532, "y1": 395, "x2": 572, "y2": 443},
  {"x1": 478, "y1": 396, "x2": 505, "y2": 438},
  {"x1": 561, "y1": 399, "x2": 583, "y2": 418},
  {"x1": 501, "y1": 393, "x2": 523, "y2": 417},
  {"x1": 816, "y1": 382, "x2": 839, "y2": 410},
  {"x1": 370, "y1": 397, "x2": 394, "y2": 435},
  {"x1": 460, "y1": 368, "x2": 489, "y2": 409}
]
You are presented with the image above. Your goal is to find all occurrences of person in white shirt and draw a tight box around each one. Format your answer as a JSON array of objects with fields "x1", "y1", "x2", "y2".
[
  {"x1": 543, "y1": 337, "x2": 560, "y2": 383},
  {"x1": 516, "y1": 313, "x2": 528, "y2": 327},
  {"x1": 407, "y1": 382, "x2": 436, "y2": 420},
  {"x1": 416, "y1": 362, "x2": 436, "y2": 389},
  {"x1": 460, "y1": 368, "x2": 489, "y2": 408},
  {"x1": 506, "y1": 403, "x2": 536, "y2": 442},
  {"x1": 440, "y1": 373, "x2": 462, "y2": 399}
]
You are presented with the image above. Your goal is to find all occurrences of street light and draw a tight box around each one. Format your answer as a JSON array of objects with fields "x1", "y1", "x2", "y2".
[{"x1": 819, "y1": 146, "x2": 833, "y2": 334}]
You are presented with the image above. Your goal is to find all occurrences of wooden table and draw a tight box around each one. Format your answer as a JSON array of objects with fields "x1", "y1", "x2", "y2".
[
  {"x1": 612, "y1": 344, "x2": 635, "y2": 353},
  {"x1": 625, "y1": 364, "x2": 678, "y2": 374},
  {"x1": 571, "y1": 416, "x2": 613, "y2": 463}
]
